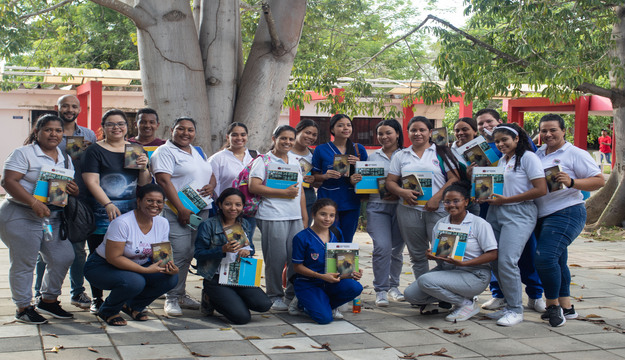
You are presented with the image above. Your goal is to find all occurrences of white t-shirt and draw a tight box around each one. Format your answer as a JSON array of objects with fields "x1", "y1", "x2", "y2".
[
  {"x1": 249, "y1": 151, "x2": 303, "y2": 221},
  {"x1": 208, "y1": 148, "x2": 255, "y2": 197},
  {"x1": 433, "y1": 212, "x2": 498, "y2": 263},
  {"x1": 150, "y1": 140, "x2": 213, "y2": 210},
  {"x1": 497, "y1": 151, "x2": 544, "y2": 205},
  {"x1": 450, "y1": 141, "x2": 466, "y2": 166},
  {"x1": 388, "y1": 144, "x2": 455, "y2": 211},
  {"x1": 534, "y1": 142, "x2": 601, "y2": 217},
  {"x1": 96, "y1": 211, "x2": 170, "y2": 265},
  {"x1": 367, "y1": 148, "x2": 400, "y2": 204},
  {"x1": 3, "y1": 144, "x2": 74, "y2": 205}
]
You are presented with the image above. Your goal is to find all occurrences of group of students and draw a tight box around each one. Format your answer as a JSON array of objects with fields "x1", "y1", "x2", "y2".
[{"x1": 0, "y1": 98, "x2": 602, "y2": 329}]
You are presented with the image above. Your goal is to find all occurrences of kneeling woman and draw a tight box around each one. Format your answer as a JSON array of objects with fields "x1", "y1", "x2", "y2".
[
  {"x1": 84, "y1": 184, "x2": 179, "y2": 326},
  {"x1": 292, "y1": 199, "x2": 363, "y2": 324},
  {"x1": 404, "y1": 182, "x2": 498, "y2": 322},
  {"x1": 194, "y1": 188, "x2": 272, "y2": 325}
]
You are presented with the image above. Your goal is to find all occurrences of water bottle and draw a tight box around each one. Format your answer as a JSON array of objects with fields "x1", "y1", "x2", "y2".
[
  {"x1": 42, "y1": 218, "x2": 53, "y2": 242},
  {"x1": 352, "y1": 297, "x2": 361, "y2": 313}
]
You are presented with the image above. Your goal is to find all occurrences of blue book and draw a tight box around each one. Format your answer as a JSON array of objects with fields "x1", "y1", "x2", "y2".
[
  {"x1": 402, "y1": 171, "x2": 433, "y2": 206},
  {"x1": 219, "y1": 257, "x2": 263, "y2": 287},
  {"x1": 432, "y1": 223, "x2": 470, "y2": 261},
  {"x1": 165, "y1": 180, "x2": 213, "y2": 214},
  {"x1": 471, "y1": 167, "x2": 504, "y2": 199},
  {"x1": 266, "y1": 163, "x2": 299, "y2": 192},
  {"x1": 459, "y1": 135, "x2": 501, "y2": 167},
  {"x1": 355, "y1": 161, "x2": 386, "y2": 194},
  {"x1": 33, "y1": 165, "x2": 74, "y2": 203}
]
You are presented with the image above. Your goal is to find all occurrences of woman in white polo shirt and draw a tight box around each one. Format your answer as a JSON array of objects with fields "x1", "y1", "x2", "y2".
[
  {"x1": 150, "y1": 117, "x2": 216, "y2": 316},
  {"x1": 534, "y1": 114, "x2": 604, "y2": 327},
  {"x1": 386, "y1": 116, "x2": 461, "y2": 283},
  {"x1": 248, "y1": 125, "x2": 307, "y2": 311}
]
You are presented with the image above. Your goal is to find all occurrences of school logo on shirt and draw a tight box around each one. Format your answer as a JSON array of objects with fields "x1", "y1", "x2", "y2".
[
  {"x1": 432, "y1": 159, "x2": 440, "y2": 166},
  {"x1": 311, "y1": 253, "x2": 319, "y2": 260},
  {"x1": 554, "y1": 159, "x2": 561, "y2": 164}
]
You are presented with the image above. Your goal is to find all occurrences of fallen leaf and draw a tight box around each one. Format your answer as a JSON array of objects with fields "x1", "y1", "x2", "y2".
[
  {"x1": 190, "y1": 351, "x2": 211, "y2": 357},
  {"x1": 220, "y1": 327, "x2": 232, "y2": 331},
  {"x1": 399, "y1": 352, "x2": 417, "y2": 359},
  {"x1": 418, "y1": 347, "x2": 452, "y2": 358},
  {"x1": 95, "y1": 358, "x2": 113, "y2": 360},
  {"x1": 244, "y1": 336, "x2": 261, "y2": 340},
  {"x1": 604, "y1": 327, "x2": 611, "y2": 331},
  {"x1": 586, "y1": 314, "x2": 602, "y2": 318},
  {"x1": 44, "y1": 333, "x2": 58, "y2": 338},
  {"x1": 261, "y1": 315, "x2": 271, "y2": 318},
  {"x1": 281, "y1": 331, "x2": 297, "y2": 336},
  {"x1": 88, "y1": 347, "x2": 99, "y2": 353},
  {"x1": 428, "y1": 326, "x2": 440, "y2": 330},
  {"x1": 569, "y1": 264, "x2": 582, "y2": 267},
  {"x1": 272, "y1": 345, "x2": 295, "y2": 349},
  {"x1": 383, "y1": 346, "x2": 392, "y2": 349},
  {"x1": 141, "y1": 342, "x2": 150, "y2": 345},
  {"x1": 195, "y1": 286, "x2": 201, "y2": 289},
  {"x1": 404, "y1": 272, "x2": 413, "y2": 275},
  {"x1": 2, "y1": 320, "x2": 17, "y2": 325},
  {"x1": 46, "y1": 345, "x2": 65, "y2": 353},
  {"x1": 311, "y1": 342, "x2": 331, "y2": 351},
  {"x1": 581, "y1": 284, "x2": 586, "y2": 289},
  {"x1": 443, "y1": 328, "x2": 465, "y2": 334}
]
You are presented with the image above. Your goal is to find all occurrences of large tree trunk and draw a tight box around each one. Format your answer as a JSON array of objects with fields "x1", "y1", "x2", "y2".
[
  {"x1": 234, "y1": 0, "x2": 307, "y2": 152},
  {"x1": 199, "y1": 0, "x2": 241, "y2": 154}
]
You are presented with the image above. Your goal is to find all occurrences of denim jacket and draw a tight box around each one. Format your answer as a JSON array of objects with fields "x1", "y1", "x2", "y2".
[{"x1": 194, "y1": 217, "x2": 255, "y2": 279}]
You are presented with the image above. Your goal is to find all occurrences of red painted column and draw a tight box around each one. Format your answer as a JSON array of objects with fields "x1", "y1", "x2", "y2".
[
  {"x1": 402, "y1": 104, "x2": 414, "y2": 148},
  {"x1": 458, "y1": 94, "x2": 473, "y2": 118},
  {"x1": 289, "y1": 107, "x2": 301, "y2": 128},
  {"x1": 76, "y1": 81, "x2": 102, "y2": 134},
  {"x1": 574, "y1": 96, "x2": 589, "y2": 150},
  {"x1": 509, "y1": 107, "x2": 524, "y2": 127}
]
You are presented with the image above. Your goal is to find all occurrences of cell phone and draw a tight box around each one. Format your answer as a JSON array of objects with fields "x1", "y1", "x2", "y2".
[{"x1": 187, "y1": 214, "x2": 202, "y2": 230}]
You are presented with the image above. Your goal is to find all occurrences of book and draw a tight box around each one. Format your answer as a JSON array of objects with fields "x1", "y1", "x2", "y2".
[
  {"x1": 219, "y1": 257, "x2": 263, "y2": 287},
  {"x1": 544, "y1": 165, "x2": 564, "y2": 192},
  {"x1": 124, "y1": 143, "x2": 147, "y2": 169},
  {"x1": 431, "y1": 127, "x2": 449, "y2": 146},
  {"x1": 354, "y1": 161, "x2": 386, "y2": 194},
  {"x1": 266, "y1": 163, "x2": 299, "y2": 196},
  {"x1": 47, "y1": 179, "x2": 68, "y2": 207},
  {"x1": 65, "y1": 136, "x2": 85, "y2": 159},
  {"x1": 333, "y1": 154, "x2": 350, "y2": 177},
  {"x1": 471, "y1": 167, "x2": 504, "y2": 199},
  {"x1": 298, "y1": 158, "x2": 313, "y2": 189},
  {"x1": 401, "y1": 171, "x2": 433, "y2": 205},
  {"x1": 151, "y1": 241, "x2": 174, "y2": 265},
  {"x1": 165, "y1": 180, "x2": 213, "y2": 214},
  {"x1": 33, "y1": 165, "x2": 75, "y2": 203},
  {"x1": 377, "y1": 177, "x2": 390, "y2": 199},
  {"x1": 432, "y1": 223, "x2": 470, "y2": 261},
  {"x1": 459, "y1": 135, "x2": 500, "y2": 166},
  {"x1": 143, "y1": 146, "x2": 159, "y2": 159},
  {"x1": 224, "y1": 223, "x2": 250, "y2": 247},
  {"x1": 326, "y1": 243, "x2": 359, "y2": 276}
]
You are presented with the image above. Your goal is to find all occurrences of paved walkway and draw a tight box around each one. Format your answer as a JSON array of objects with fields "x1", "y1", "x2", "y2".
[{"x1": 1, "y1": 231, "x2": 624, "y2": 360}]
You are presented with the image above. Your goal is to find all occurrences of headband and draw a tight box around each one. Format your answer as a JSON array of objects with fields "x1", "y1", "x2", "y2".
[{"x1": 495, "y1": 124, "x2": 519, "y2": 136}]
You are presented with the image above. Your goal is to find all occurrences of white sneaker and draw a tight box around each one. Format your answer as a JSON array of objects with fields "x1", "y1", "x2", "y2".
[
  {"x1": 375, "y1": 291, "x2": 389, "y2": 307},
  {"x1": 528, "y1": 297, "x2": 547, "y2": 313},
  {"x1": 179, "y1": 293, "x2": 200, "y2": 310},
  {"x1": 332, "y1": 308, "x2": 344, "y2": 319},
  {"x1": 164, "y1": 298, "x2": 183, "y2": 316},
  {"x1": 481, "y1": 297, "x2": 507, "y2": 310},
  {"x1": 388, "y1": 287, "x2": 405, "y2": 302},
  {"x1": 446, "y1": 301, "x2": 480, "y2": 322},
  {"x1": 288, "y1": 297, "x2": 302, "y2": 315},
  {"x1": 271, "y1": 298, "x2": 288, "y2": 311},
  {"x1": 496, "y1": 310, "x2": 523, "y2": 326}
]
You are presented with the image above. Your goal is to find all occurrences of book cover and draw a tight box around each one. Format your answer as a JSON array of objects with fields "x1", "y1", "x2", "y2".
[
  {"x1": 47, "y1": 179, "x2": 68, "y2": 207},
  {"x1": 124, "y1": 143, "x2": 147, "y2": 169},
  {"x1": 544, "y1": 165, "x2": 564, "y2": 192},
  {"x1": 460, "y1": 135, "x2": 500, "y2": 166},
  {"x1": 377, "y1": 177, "x2": 390, "y2": 199},
  {"x1": 33, "y1": 165, "x2": 75, "y2": 203},
  {"x1": 224, "y1": 223, "x2": 250, "y2": 247},
  {"x1": 354, "y1": 161, "x2": 386, "y2": 194},
  {"x1": 219, "y1": 257, "x2": 263, "y2": 287},
  {"x1": 431, "y1": 127, "x2": 449, "y2": 146},
  {"x1": 333, "y1": 154, "x2": 350, "y2": 177},
  {"x1": 298, "y1": 158, "x2": 313, "y2": 188},
  {"x1": 401, "y1": 171, "x2": 433, "y2": 205},
  {"x1": 471, "y1": 167, "x2": 504, "y2": 199},
  {"x1": 151, "y1": 241, "x2": 174, "y2": 265},
  {"x1": 65, "y1": 136, "x2": 85, "y2": 160},
  {"x1": 266, "y1": 163, "x2": 299, "y2": 196},
  {"x1": 142, "y1": 146, "x2": 159, "y2": 159},
  {"x1": 165, "y1": 180, "x2": 213, "y2": 214},
  {"x1": 432, "y1": 223, "x2": 470, "y2": 261},
  {"x1": 326, "y1": 243, "x2": 359, "y2": 276}
]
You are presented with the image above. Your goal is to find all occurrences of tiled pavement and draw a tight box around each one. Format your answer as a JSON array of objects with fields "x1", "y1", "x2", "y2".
[{"x1": 1, "y1": 230, "x2": 624, "y2": 359}]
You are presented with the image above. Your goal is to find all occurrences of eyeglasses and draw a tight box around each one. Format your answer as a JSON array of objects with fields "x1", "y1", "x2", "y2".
[
  {"x1": 443, "y1": 199, "x2": 464, "y2": 205},
  {"x1": 103, "y1": 122, "x2": 127, "y2": 128}
]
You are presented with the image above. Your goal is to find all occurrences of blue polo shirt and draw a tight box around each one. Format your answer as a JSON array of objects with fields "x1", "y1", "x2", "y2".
[{"x1": 292, "y1": 227, "x2": 341, "y2": 284}]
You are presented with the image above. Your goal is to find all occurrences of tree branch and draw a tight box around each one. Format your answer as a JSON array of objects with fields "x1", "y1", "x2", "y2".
[
  {"x1": 575, "y1": 82, "x2": 619, "y2": 99},
  {"x1": 19, "y1": 0, "x2": 73, "y2": 20},
  {"x1": 89, "y1": 0, "x2": 153, "y2": 29},
  {"x1": 261, "y1": 2, "x2": 284, "y2": 54}
]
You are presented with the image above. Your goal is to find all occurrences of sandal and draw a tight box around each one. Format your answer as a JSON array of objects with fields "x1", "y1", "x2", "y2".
[
  {"x1": 97, "y1": 312, "x2": 127, "y2": 326},
  {"x1": 121, "y1": 305, "x2": 149, "y2": 321}
]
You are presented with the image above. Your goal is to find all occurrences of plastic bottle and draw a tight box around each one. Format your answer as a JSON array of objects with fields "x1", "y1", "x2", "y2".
[
  {"x1": 352, "y1": 297, "x2": 361, "y2": 313},
  {"x1": 42, "y1": 218, "x2": 53, "y2": 242}
]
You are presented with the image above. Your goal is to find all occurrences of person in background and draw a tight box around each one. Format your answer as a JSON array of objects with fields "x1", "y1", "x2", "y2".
[
  {"x1": 289, "y1": 119, "x2": 320, "y2": 225},
  {"x1": 450, "y1": 117, "x2": 481, "y2": 216},
  {"x1": 0, "y1": 114, "x2": 79, "y2": 324},
  {"x1": 598, "y1": 129, "x2": 612, "y2": 165},
  {"x1": 128, "y1": 108, "x2": 166, "y2": 146}
]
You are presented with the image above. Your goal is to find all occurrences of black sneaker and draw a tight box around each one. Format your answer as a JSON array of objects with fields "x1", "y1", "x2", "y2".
[
  {"x1": 90, "y1": 298, "x2": 104, "y2": 314},
  {"x1": 36, "y1": 300, "x2": 74, "y2": 319},
  {"x1": 541, "y1": 305, "x2": 578, "y2": 320},
  {"x1": 200, "y1": 291, "x2": 214, "y2": 316},
  {"x1": 545, "y1": 304, "x2": 565, "y2": 327},
  {"x1": 15, "y1": 305, "x2": 48, "y2": 325}
]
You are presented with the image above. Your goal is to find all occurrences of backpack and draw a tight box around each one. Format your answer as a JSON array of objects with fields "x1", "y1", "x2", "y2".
[
  {"x1": 232, "y1": 154, "x2": 270, "y2": 217},
  {"x1": 60, "y1": 153, "x2": 96, "y2": 243}
]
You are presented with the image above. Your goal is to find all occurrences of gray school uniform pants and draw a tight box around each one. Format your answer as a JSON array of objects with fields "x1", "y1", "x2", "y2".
[
  {"x1": 486, "y1": 202, "x2": 537, "y2": 314},
  {"x1": 396, "y1": 205, "x2": 446, "y2": 281},
  {"x1": 366, "y1": 202, "x2": 404, "y2": 292},
  {"x1": 162, "y1": 208, "x2": 209, "y2": 300},
  {"x1": 0, "y1": 201, "x2": 74, "y2": 308},
  {"x1": 404, "y1": 265, "x2": 491, "y2": 306},
  {"x1": 256, "y1": 219, "x2": 303, "y2": 301}
]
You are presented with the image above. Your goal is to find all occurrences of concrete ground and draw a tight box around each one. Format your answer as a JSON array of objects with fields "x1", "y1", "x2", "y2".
[{"x1": 1, "y1": 230, "x2": 624, "y2": 360}]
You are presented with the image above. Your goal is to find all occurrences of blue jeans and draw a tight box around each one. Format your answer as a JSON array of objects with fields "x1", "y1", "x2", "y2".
[
  {"x1": 34, "y1": 240, "x2": 87, "y2": 298},
  {"x1": 600, "y1": 152, "x2": 611, "y2": 164},
  {"x1": 534, "y1": 204, "x2": 586, "y2": 300},
  {"x1": 84, "y1": 253, "x2": 178, "y2": 318}
]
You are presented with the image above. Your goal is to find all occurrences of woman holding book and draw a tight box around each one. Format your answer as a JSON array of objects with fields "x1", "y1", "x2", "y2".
[
  {"x1": 291, "y1": 199, "x2": 363, "y2": 324},
  {"x1": 0, "y1": 114, "x2": 78, "y2": 324},
  {"x1": 248, "y1": 125, "x2": 307, "y2": 311},
  {"x1": 194, "y1": 188, "x2": 272, "y2": 324},
  {"x1": 450, "y1": 117, "x2": 481, "y2": 217},
  {"x1": 386, "y1": 116, "x2": 461, "y2": 283},
  {"x1": 311, "y1": 114, "x2": 367, "y2": 243},
  {"x1": 84, "y1": 184, "x2": 179, "y2": 326},
  {"x1": 150, "y1": 117, "x2": 216, "y2": 316},
  {"x1": 82, "y1": 109, "x2": 152, "y2": 314},
  {"x1": 404, "y1": 182, "x2": 498, "y2": 322},
  {"x1": 534, "y1": 114, "x2": 604, "y2": 327},
  {"x1": 289, "y1": 119, "x2": 320, "y2": 225},
  {"x1": 478, "y1": 123, "x2": 547, "y2": 327},
  {"x1": 366, "y1": 119, "x2": 406, "y2": 307}
]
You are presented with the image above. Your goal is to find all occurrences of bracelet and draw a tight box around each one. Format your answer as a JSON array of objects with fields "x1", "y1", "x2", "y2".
[
  {"x1": 103, "y1": 202, "x2": 114, "y2": 207},
  {"x1": 569, "y1": 178, "x2": 575, "y2": 188},
  {"x1": 30, "y1": 198, "x2": 38, "y2": 208}
]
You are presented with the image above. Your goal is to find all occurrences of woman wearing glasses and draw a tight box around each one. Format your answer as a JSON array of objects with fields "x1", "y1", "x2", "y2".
[{"x1": 82, "y1": 109, "x2": 152, "y2": 313}]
